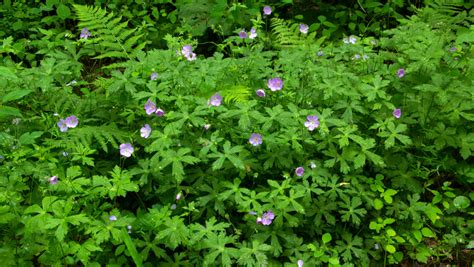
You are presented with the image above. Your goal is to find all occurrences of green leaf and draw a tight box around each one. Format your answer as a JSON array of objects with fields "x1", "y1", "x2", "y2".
[
  {"x1": 322, "y1": 233, "x2": 332, "y2": 244},
  {"x1": 19, "y1": 131, "x2": 43, "y2": 145},
  {"x1": 374, "y1": 199, "x2": 384, "y2": 210},
  {"x1": 2, "y1": 89, "x2": 33, "y2": 103},
  {"x1": 57, "y1": 4, "x2": 71, "y2": 19},
  {"x1": 421, "y1": 227, "x2": 435, "y2": 238},
  {"x1": 385, "y1": 244, "x2": 396, "y2": 254},
  {"x1": 453, "y1": 196, "x2": 470, "y2": 209},
  {"x1": 386, "y1": 229, "x2": 396, "y2": 237},
  {"x1": 0, "y1": 106, "x2": 22, "y2": 119},
  {"x1": 121, "y1": 228, "x2": 143, "y2": 267}
]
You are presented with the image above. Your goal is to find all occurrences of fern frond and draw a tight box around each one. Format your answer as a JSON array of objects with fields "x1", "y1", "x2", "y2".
[
  {"x1": 69, "y1": 124, "x2": 128, "y2": 153},
  {"x1": 73, "y1": 5, "x2": 146, "y2": 61},
  {"x1": 271, "y1": 18, "x2": 305, "y2": 48},
  {"x1": 221, "y1": 85, "x2": 251, "y2": 104}
]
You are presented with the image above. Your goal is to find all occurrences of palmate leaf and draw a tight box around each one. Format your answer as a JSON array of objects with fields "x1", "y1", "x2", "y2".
[{"x1": 73, "y1": 5, "x2": 146, "y2": 61}]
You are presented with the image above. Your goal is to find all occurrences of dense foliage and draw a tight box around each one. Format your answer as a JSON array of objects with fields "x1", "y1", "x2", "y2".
[{"x1": 0, "y1": 1, "x2": 473, "y2": 266}]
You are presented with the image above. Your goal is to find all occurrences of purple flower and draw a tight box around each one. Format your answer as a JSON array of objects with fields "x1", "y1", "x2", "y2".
[
  {"x1": 267, "y1": 77, "x2": 283, "y2": 91},
  {"x1": 181, "y1": 45, "x2": 197, "y2": 61},
  {"x1": 144, "y1": 99, "x2": 157, "y2": 115},
  {"x1": 182, "y1": 45, "x2": 193, "y2": 56},
  {"x1": 120, "y1": 143, "x2": 134, "y2": 158},
  {"x1": 204, "y1": 124, "x2": 211, "y2": 130},
  {"x1": 249, "y1": 28, "x2": 257, "y2": 39},
  {"x1": 249, "y1": 133, "x2": 263, "y2": 146},
  {"x1": 239, "y1": 30, "x2": 248, "y2": 39},
  {"x1": 150, "y1": 72, "x2": 158, "y2": 80},
  {"x1": 257, "y1": 210, "x2": 275, "y2": 225},
  {"x1": 57, "y1": 119, "x2": 68, "y2": 132},
  {"x1": 393, "y1": 108, "x2": 401, "y2": 119},
  {"x1": 140, "y1": 124, "x2": 151, "y2": 138},
  {"x1": 49, "y1": 176, "x2": 58, "y2": 185},
  {"x1": 209, "y1": 93, "x2": 222, "y2": 107},
  {"x1": 155, "y1": 108, "x2": 165, "y2": 117},
  {"x1": 317, "y1": 51, "x2": 324, "y2": 57},
  {"x1": 65, "y1": 115, "x2": 78, "y2": 128},
  {"x1": 297, "y1": 259, "x2": 304, "y2": 267},
  {"x1": 397, "y1": 68, "x2": 405, "y2": 78},
  {"x1": 352, "y1": 54, "x2": 361, "y2": 60},
  {"x1": 304, "y1": 115, "x2": 320, "y2": 131},
  {"x1": 263, "y1": 6, "x2": 272, "y2": 15},
  {"x1": 295, "y1": 167, "x2": 305, "y2": 177},
  {"x1": 186, "y1": 52, "x2": 197, "y2": 61},
  {"x1": 80, "y1": 27, "x2": 91, "y2": 39},
  {"x1": 450, "y1": 47, "x2": 457, "y2": 52},
  {"x1": 176, "y1": 193, "x2": 182, "y2": 201},
  {"x1": 299, "y1": 24, "x2": 309, "y2": 34},
  {"x1": 256, "y1": 89, "x2": 265, "y2": 97},
  {"x1": 109, "y1": 215, "x2": 117, "y2": 221}
]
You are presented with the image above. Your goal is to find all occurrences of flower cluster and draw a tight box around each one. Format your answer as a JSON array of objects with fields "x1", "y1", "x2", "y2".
[
  {"x1": 343, "y1": 35, "x2": 357, "y2": 44},
  {"x1": 144, "y1": 99, "x2": 165, "y2": 116},
  {"x1": 181, "y1": 45, "x2": 196, "y2": 61},
  {"x1": 57, "y1": 115, "x2": 79, "y2": 132},
  {"x1": 256, "y1": 211, "x2": 275, "y2": 225},
  {"x1": 239, "y1": 28, "x2": 257, "y2": 39}
]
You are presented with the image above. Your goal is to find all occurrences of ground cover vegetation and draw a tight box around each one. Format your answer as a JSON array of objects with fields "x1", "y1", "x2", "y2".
[{"x1": 0, "y1": 0, "x2": 473, "y2": 266}]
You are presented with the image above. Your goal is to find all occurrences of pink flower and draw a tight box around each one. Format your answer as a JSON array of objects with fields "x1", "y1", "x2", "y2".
[{"x1": 49, "y1": 176, "x2": 58, "y2": 185}]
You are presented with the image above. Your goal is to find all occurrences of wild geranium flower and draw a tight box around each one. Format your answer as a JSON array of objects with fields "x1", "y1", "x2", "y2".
[
  {"x1": 49, "y1": 176, "x2": 58, "y2": 185},
  {"x1": 120, "y1": 143, "x2": 134, "y2": 158},
  {"x1": 57, "y1": 119, "x2": 68, "y2": 132},
  {"x1": 155, "y1": 108, "x2": 165, "y2": 117},
  {"x1": 263, "y1": 6, "x2": 272, "y2": 15},
  {"x1": 267, "y1": 77, "x2": 283, "y2": 91},
  {"x1": 140, "y1": 124, "x2": 151, "y2": 138},
  {"x1": 204, "y1": 124, "x2": 211, "y2": 130},
  {"x1": 257, "y1": 211, "x2": 275, "y2": 225},
  {"x1": 397, "y1": 68, "x2": 405, "y2": 78},
  {"x1": 171, "y1": 204, "x2": 177, "y2": 210},
  {"x1": 150, "y1": 72, "x2": 158, "y2": 80},
  {"x1": 144, "y1": 99, "x2": 157, "y2": 115},
  {"x1": 209, "y1": 93, "x2": 222, "y2": 107},
  {"x1": 352, "y1": 54, "x2": 361, "y2": 60},
  {"x1": 317, "y1": 51, "x2": 324, "y2": 57},
  {"x1": 249, "y1": 28, "x2": 257, "y2": 39},
  {"x1": 295, "y1": 167, "x2": 305, "y2": 177},
  {"x1": 65, "y1": 115, "x2": 78, "y2": 128},
  {"x1": 256, "y1": 89, "x2": 265, "y2": 97},
  {"x1": 80, "y1": 27, "x2": 91, "y2": 39},
  {"x1": 249, "y1": 133, "x2": 263, "y2": 146},
  {"x1": 393, "y1": 108, "x2": 401, "y2": 119},
  {"x1": 297, "y1": 259, "x2": 304, "y2": 267},
  {"x1": 109, "y1": 215, "x2": 117, "y2": 221},
  {"x1": 176, "y1": 193, "x2": 182, "y2": 201},
  {"x1": 310, "y1": 161, "x2": 316, "y2": 169},
  {"x1": 239, "y1": 30, "x2": 248, "y2": 39},
  {"x1": 299, "y1": 24, "x2": 309, "y2": 34},
  {"x1": 304, "y1": 115, "x2": 320, "y2": 131},
  {"x1": 181, "y1": 45, "x2": 197, "y2": 61}
]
